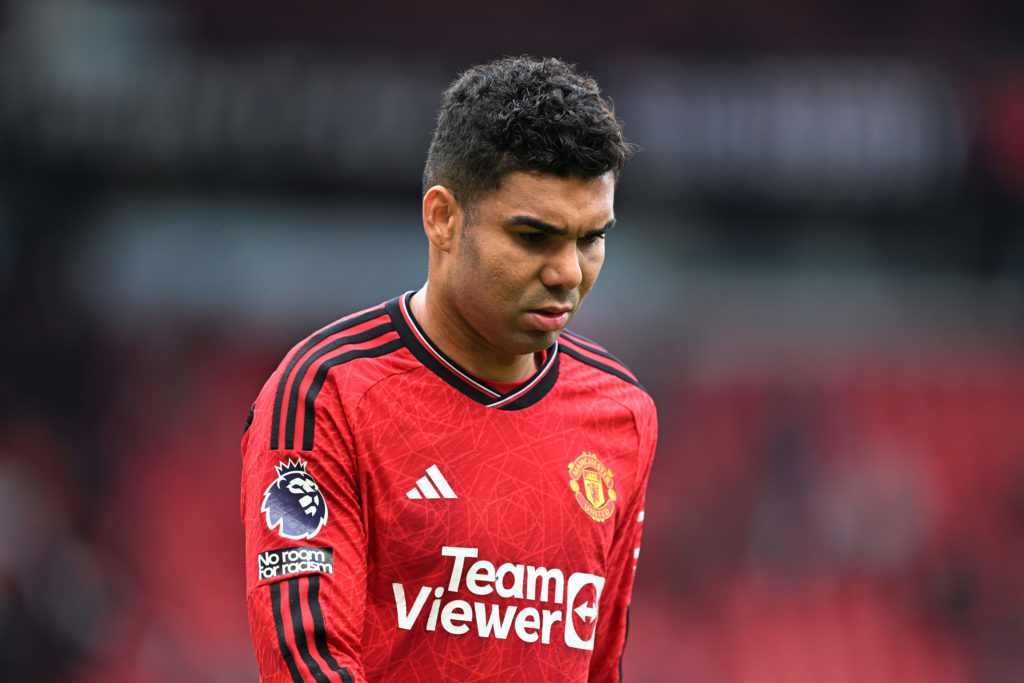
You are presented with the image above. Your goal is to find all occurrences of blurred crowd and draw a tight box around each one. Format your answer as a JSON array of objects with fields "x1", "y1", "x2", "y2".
[{"x1": 631, "y1": 349, "x2": 1024, "y2": 681}]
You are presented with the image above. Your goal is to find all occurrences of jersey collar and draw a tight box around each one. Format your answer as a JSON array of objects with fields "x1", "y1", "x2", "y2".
[{"x1": 387, "y1": 292, "x2": 559, "y2": 410}]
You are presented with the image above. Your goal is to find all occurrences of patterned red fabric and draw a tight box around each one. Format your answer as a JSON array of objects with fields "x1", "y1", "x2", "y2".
[{"x1": 241, "y1": 293, "x2": 657, "y2": 682}]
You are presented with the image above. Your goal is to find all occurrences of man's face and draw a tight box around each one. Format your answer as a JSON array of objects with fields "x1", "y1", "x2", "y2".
[{"x1": 437, "y1": 170, "x2": 616, "y2": 368}]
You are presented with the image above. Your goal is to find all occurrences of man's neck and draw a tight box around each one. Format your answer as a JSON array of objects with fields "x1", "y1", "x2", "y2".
[{"x1": 408, "y1": 287, "x2": 540, "y2": 382}]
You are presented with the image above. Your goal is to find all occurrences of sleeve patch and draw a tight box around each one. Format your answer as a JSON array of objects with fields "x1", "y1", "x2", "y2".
[
  {"x1": 262, "y1": 458, "x2": 329, "y2": 540},
  {"x1": 258, "y1": 546, "x2": 334, "y2": 583}
]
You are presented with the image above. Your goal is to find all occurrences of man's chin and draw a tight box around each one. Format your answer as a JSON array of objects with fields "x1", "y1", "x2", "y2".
[{"x1": 513, "y1": 328, "x2": 562, "y2": 354}]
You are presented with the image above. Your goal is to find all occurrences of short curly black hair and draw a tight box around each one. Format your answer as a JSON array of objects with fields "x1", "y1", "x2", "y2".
[{"x1": 422, "y1": 56, "x2": 633, "y2": 218}]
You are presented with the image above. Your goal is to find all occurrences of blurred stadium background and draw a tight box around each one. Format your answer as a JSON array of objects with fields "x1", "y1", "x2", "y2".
[{"x1": 2, "y1": 0, "x2": 1023, "y2": 681}]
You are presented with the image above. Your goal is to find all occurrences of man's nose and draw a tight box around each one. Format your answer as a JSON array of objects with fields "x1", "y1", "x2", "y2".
[{"x1": 540, "y1": 242, "x2": 583, "y2": 291}]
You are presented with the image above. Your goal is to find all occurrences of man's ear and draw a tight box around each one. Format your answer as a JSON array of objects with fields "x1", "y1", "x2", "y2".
[{"x1": 422, "y1": 185, "x2": 462, "y2": 252}]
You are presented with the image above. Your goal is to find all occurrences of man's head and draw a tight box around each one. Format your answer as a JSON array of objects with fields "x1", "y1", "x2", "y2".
[
  {"x1": 416, "y1": 57, "x2": 631, "y2": 382},
  {"x1": 422, "y1": 56, "x2": 633, "y2": 221}
]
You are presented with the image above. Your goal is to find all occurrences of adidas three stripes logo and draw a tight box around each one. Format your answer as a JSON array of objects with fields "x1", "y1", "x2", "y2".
[{"x1": 406, "y1": 465, "x2": 457, "y2": 500}]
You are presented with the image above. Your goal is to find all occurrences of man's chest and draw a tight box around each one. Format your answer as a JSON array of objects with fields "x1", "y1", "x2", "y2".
[{"x1": 350, "y1": 389, "x2": 639, "y2": 583}]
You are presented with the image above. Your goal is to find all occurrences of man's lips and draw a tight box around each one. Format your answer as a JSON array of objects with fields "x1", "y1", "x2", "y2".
[
  {"x1": 534, "y1": 305, "x2": 572, "y2": 315},
  {"x1": 525, "y1": 306, "x2": 572, "y2": 331}
]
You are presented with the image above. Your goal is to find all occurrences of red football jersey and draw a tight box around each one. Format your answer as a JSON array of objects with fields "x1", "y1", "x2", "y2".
[{"x1": 241, "y1": 293, "x2": 657, "y2": 682}]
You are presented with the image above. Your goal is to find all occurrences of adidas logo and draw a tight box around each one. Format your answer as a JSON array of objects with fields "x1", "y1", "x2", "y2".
[{"x1": 406, "y1": 465, "x2": 457, "y2": 500}]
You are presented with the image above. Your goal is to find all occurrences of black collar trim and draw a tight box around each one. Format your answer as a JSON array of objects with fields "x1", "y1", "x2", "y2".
[{"x1": 386, "y1": 292, "x2": 559, "y2": 410}]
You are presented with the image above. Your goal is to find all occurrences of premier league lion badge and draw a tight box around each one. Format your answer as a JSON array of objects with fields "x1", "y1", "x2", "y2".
[{"x1": 262, "y1": 459, "x2": 328, "y2": 540}]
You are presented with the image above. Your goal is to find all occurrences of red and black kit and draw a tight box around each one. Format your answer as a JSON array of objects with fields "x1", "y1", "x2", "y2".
[{"x1": 241, "y1": 292, "x2": 658, "y2": 682}]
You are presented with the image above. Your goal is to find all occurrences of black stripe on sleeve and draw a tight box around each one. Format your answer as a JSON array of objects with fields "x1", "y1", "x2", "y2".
[
  {"x1": 271, "y1": 307, "x2": 387, "y2": 449},
  {"x1": 287, "y1": 578, "x2": 331, "y2": 682},
  {"x1": 243, "y1": 404, "x2": 254, "y2": 435},
  {"x1": 562, "y1": 330, "x2": 623, "y2": 364},
  {"x1": 618, "y1": 605, "x2": 631, "y2": 681},
  {"x1": 299, "y1": 338, "x2": 404, "y2": 450},
  {"x1": 562, "y1": 331, "x2": 641, "y2": 381},
  {"x1": 560, "y1": 345, "x2": 647, "y2": 392},
  {"x1": 308, "y1": 576, "x2": 356, "y2": 683},
  {"x1": 282, "y1": 323, "x2": 395, "y2": 449},
  {"x1": 270, "y1": 580, "x2": 304, "y2": 683}
]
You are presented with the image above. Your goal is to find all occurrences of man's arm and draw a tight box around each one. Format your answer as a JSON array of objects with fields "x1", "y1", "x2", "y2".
[
  {"x1": 588, "y1": 402, "x2": 657, "y2": 682},
  {"x1": 241, "y1": 380, "x2": 367, "y2": 683}
]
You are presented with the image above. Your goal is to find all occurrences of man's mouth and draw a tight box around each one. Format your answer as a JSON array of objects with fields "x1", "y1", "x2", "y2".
[{"x1": 526, "y1": 306, "x2": 572, "y2": 332}]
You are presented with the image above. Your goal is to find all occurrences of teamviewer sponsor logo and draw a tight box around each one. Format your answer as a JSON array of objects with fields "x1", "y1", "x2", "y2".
[
  {"x1": 391, "y1": 546, "x2": 605, "y2": 650},
  {"x1": 258, "y1": 546, "x2": 334, "y2": 582}
]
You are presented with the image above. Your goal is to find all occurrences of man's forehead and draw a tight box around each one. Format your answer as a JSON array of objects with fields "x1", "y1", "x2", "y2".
[
  {"x1": 500, "y1": 169, "x2": 616, "y2": 190},
  {"x1": 485, "y1": 171, "x2": 615, "y2": 218}
]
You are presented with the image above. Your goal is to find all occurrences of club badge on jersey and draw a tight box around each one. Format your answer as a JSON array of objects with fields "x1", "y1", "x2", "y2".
[
  {"x1": 262, "y1": 459, "x2": 329, "y2": 540},
  {"x1": 568, "y1": 453, "x2": 617, "y2": 523}
]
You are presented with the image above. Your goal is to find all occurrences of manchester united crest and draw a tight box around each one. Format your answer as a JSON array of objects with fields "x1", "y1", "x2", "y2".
[{"x1": 568, "y1": 453, "x2": 616, "y2": 522}]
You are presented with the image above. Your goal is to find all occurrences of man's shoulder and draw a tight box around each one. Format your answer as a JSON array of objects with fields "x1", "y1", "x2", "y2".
[
  {"x1": 558, "y1": 330, "x2": 652, "y2": 404},
  {"x1": 274, "y1": 297, "x2": 411, "y2": 387},
  {"x1": 262, "y1": 298, "x2": 408, "y2": 403},
  {"x1": 284, "y1": 299, "x2": 394, "y2": 357},
  {"x1": 247, "y1": 297, "x2": 412, "y2": 451}
]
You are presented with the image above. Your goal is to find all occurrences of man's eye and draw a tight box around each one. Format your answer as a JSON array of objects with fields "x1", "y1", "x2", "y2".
[
  {"x1": 581, "y1": 233, "x2": 606, "y2": 245},
  {"x1": 520, "y1": 232, "x2": 546, "y2": 245}
]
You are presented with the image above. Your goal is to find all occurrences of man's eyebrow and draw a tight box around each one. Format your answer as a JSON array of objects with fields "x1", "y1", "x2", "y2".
[{"x1": 506, "y1": 215, "x2": 616, "y2": 236}]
